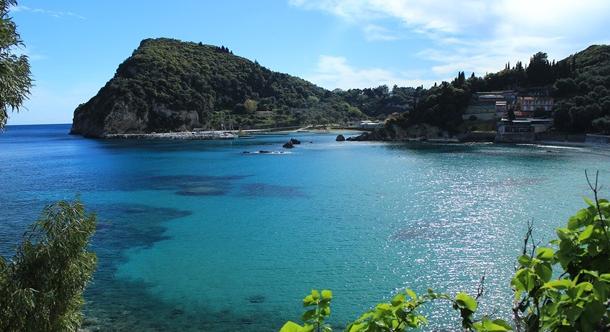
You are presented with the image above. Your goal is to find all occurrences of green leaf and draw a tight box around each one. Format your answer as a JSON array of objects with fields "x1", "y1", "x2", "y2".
[
  {"x1": 454, "y1": 292, "x2": 477, "y2": 312},
  {"x1": 302, "y1": 309, "x2": 317, "y2": 322},
  {"x1": 280, "y1": 321, "x2": 303, "y2": 332},
  {"x1": 544, "y1": 279, "x2": 572, "y2": 290},
  {"x1": 391, "y1": 293, "x2": 405, "y2": 306},
  {"x1": 517, "y1": 255, "x2": 531, "y2": 266},
  {"x1": 321, "y1": 289, "x2": 332, "y2": 300},
  {"x1": 534, "y1": 263, "x2": 553, "y2": 282},
  {"x1": 473, "y1": 317, "x2": 513, "y2": 331},
  {"x1": 406, "y1": 288, "x2": 417, "y2": 299},
  {"x1": 583, "y1": 196, "x2": 595, "y2": 207},
  {"x1": 311, "y1": 289, "x2": 320, "y2": 300},
  {"x1": 303, "y1": 295, "x2": 315, "y2": 306},
  {"x1": 581, "y1": 300, "x2": 605, "y2": 329},
  {"x1": 578, "y1": 225, "x2": 595, "y2": 241},
  {"x1": 535, "y1": 247, "x2": 554, "y2": 261}
]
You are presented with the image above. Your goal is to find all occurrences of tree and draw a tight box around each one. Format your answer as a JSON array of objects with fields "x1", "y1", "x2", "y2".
[
  {"x1": 0, "y1": 0, "x2": 32, "y2": 128},
  {"x1": 526, "y1": 52, "x2": 553, "y2": 86},
  {"x1": 0, "y1": 201, "x2": 97, "y2": 331},
  {"x1": 1, "y1": 5, "x2": 96, "y2": 331}
]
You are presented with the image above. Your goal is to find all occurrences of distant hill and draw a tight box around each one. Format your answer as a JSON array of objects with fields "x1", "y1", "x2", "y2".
[
  {"x1": 71, "y1": 38, "x2": 364, "y2": 137},
  {"x1": 362, "y1": 44, "x2": 610, "y2": 140}
]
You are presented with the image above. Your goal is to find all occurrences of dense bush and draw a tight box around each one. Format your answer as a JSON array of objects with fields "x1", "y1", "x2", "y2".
[
  {"x1": 281, "y1": 175, "x2": 610, "y2": 331},
  {"x1": 0, "y1": 201, "x2": 97, "y2": 331},
  {"x1": 550, "y1": 46, "x2": 610, "y2": 133}
]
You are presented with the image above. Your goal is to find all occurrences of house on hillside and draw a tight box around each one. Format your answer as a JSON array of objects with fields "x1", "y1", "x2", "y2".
[
  {"x1": 496, "y1": 119, "x2": 535, "y2": 143},
  {"x1": 515, "y1": 88, "x2": 554, "y2": 118},
  {"x1": 495, "y1": 118, "x2": 553, "y2": 143},
  {"x1": 359, "y1": 120, "x2": 384, "y2": 129},
  {"x1": 463, "y1": 90, "x2": 517, "y2": 121}
]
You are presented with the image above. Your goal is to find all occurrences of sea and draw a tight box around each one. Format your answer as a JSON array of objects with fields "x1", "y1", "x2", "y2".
[{"x1": 1, "y1": 124, "x2": 609, "y2": 331}]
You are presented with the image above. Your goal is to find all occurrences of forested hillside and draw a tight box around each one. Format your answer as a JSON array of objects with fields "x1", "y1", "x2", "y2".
[
  {"x1": 71, "y1": 38, "x2": 365, "y2": 137},
  {"x1": 367, "y1": 45, "x2": 610, "y2": 138}
]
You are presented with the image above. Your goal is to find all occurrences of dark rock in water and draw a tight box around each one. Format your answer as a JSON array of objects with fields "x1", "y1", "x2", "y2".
[
  {"x1": 336, "y1": 134, "x2": 345, "y2": 141},
  {"x1": 247, "y1": 295, "x2": 266, "y2": 304},
  {"x1": 347, "y1": 132, "x2": 374, "y2": 141},
  {"x1": 290, "y1": 138, "x2": 301, "y2": 144},
  {"x1": 258, "y1": 150, "x2": 272, "y2": 154},
  {"x1": 282, "y1": 141, "x2": 294, "y2": 149}
]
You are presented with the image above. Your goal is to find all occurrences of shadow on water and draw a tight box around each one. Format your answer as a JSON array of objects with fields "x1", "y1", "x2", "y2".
[
  {"x1": 237, "y1": 183, "x2": 306, "y2": 198},
  {"x1": 382, "y1": 141, "x2": 584, "y2": 163},
  {"x1": 142, "y1": 174, "x2": 250, "y2": 196},
  {"x1": 83, "y1": 202, "x2": 290, "y2": 332},
  {"x1": 83, "y1": 274, "x2": 294, "y2": 332}
]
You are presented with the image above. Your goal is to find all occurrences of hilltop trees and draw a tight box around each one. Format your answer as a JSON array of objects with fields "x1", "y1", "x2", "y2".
[
  {"x1": 71, "y1": 38, "x2": 370, "y2": 136},
  {"x1": 372, "y1": 46, "x2": 610, "y2": 135},
  {"x1": 551, "y1": 46, "x2": 610, "y2": 133},
  {"x1": 526, "y1": 52, "x2": 554, "y2": 86}
]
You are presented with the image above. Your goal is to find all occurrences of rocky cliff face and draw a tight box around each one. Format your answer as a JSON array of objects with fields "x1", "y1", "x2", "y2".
[{"x1": 70, "y1": 38, "x2": 363, "y2": 138}]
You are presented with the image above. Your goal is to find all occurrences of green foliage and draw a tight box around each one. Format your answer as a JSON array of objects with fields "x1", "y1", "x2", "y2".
[
  {"x1": 334, "y1": 85, "x2": 416, "y2": 119},
  {"x1": 382, "y1": 82, "x2": 470, "y2": 136},
  {"x1": 0, "y1": 0, "x2": 32, "y2": 128},
  {"x1": 512, "y1": 176, "x2": 610, "y2": 331},
  {"x1": 72, "y1": 38, "x2": 367, "y2": 135},
  {"x1": 551, "y1": 45, "x2": 610, "y2": 133},
  {"x1": 0, "y1": 200, "x2": 97, "y2": 331},
  {"x1": 283, "y1": 288, "x2": 512, "y2": 332},
  {"x1": 280, "y1": 289, "x2": 333, "y2": 332}
]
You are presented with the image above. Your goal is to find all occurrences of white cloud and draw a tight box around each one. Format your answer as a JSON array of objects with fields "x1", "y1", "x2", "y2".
[
  {"x1": 307, "y1": 55, "x2": 438, "y2": 90},
  {"x1": 363, "y1": 24, "x2": 398, "y2": 41},
  {"x1": 9, "y1": 5, "x2": 86, "y2": 20},
  {"x1": 290, "y1": 0, "x2": 610, "y2": 78}
]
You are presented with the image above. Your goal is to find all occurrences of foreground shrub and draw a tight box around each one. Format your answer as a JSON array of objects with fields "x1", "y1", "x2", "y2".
[{"x1": 0, "y1": 200, "x2": 97, "y2": 331}]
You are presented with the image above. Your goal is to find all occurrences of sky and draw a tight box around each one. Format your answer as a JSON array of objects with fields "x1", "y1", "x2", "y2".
[{"x1": 7, "y1": 0, "x2": 610, "y2": 125}]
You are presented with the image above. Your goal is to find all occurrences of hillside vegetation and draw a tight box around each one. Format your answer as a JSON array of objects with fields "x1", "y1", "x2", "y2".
[
  {"x1": 71, "y1": 38, "x2": 610, "y2": 138},
  {"x1": 367, "y1": 45, "x2": 610, "y2": 139},
  {"x1": 71, "y1": 38, "x2": 365, "y2": 137}
]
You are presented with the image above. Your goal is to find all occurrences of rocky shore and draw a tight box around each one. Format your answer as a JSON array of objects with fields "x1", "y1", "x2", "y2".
[{"x1": 103, "y1": 131, "x2": 238, "y2": 140}]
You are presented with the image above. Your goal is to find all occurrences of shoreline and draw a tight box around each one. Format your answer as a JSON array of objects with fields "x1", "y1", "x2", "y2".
[
  {"x1": 99, "y1": 127, "x2": 366, "y2": 140},
  {"x1": 78, "y1": 127, "x2": 610, "y2": 150}
]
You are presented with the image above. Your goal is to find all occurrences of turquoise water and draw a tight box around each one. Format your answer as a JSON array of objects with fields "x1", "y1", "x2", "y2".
[{"x1": 2, "y1": 124, "x2": 610, "y2": 331}]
